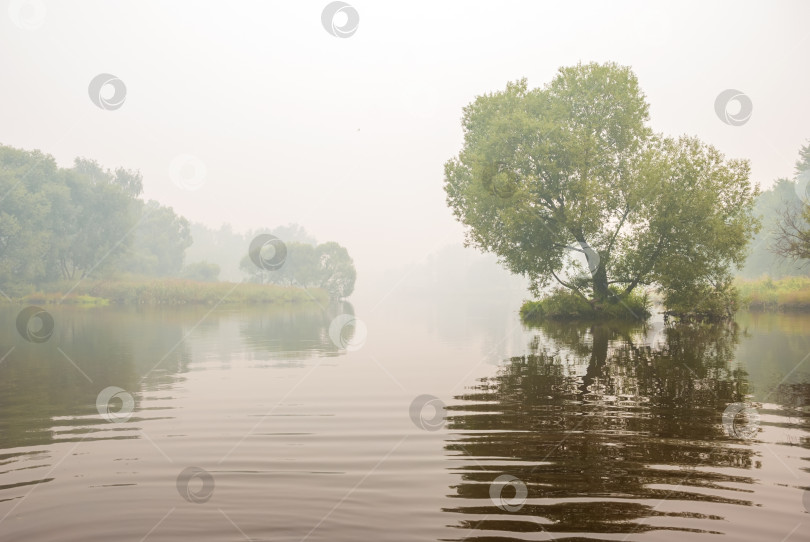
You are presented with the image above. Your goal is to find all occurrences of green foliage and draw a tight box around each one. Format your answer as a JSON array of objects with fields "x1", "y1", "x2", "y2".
[
  {"x1": 315, "y1": 242, "x2": 357, "y2": 298},
  {"x1": 444, "y1": 62, "x2": 760, "y2": 320},
  {"x1": 797, "y1": 140, "x2": 810, "y2": 173},
  {"x1": 117, "y1": 200, "x2": 192, "y2": 276},
  {"x1": 54, "y1": 158, "x2": 142, "y2": 280},
  {"x1": 0, "y1": 147, "x2": 55, "y2": 295},
  {"x1": 0, "y1": 145, "x2": 144, "y2": 291},
  {"x1": 240, "y1": 240, "x2": 356, "y2": 299},
  {"x1": 663, "y1": 275, "x2": 739, "y2": 320},
  {"x1": 520, "y1": 287, "x2": 651, "y2": 322}
]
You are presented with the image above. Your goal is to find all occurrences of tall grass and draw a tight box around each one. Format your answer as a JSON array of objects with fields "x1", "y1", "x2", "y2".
[
  {"x1": 735, "y1": 276, "x2": 810, "y2": 311},
  {"x1": 9, "y1": 279, "x2": 329, "y2": 306}
]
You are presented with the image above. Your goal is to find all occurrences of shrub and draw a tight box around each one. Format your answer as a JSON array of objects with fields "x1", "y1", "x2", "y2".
[{"x1": 521, "y1": 287, "x2": 651, "y2": 323}]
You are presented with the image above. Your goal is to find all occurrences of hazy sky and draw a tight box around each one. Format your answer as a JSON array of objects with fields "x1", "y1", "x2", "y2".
[{"x1": 2, "y1": 0, "x2": 808, "y2": 275}]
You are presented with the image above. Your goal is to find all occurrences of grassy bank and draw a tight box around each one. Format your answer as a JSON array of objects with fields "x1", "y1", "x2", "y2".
[
  {"x1": 520, "y1": 288, "x2": 651, "y2": 323},
  {"x1": 3, "y1": 279, "x2": 329, "y2": 306},
  {"x1": 736, "y1": 276, "x2": 810, "y2": 311}
]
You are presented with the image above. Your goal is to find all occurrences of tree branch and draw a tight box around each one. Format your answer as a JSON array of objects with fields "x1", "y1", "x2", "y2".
[
  {"x1": 549, "y1": 268, "x2": 591, "y2": 304},
  {"x1": 621, "y1": 233, "x2": 666, "y2": 297},
  {"x1": 772, "y1": 204, "x2": 810, "y2": 262},
  {"x1": 606, "y1": 204, "x2": 631, "y2": 256}
]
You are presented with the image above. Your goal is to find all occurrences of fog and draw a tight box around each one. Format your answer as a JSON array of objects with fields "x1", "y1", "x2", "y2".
[
  {"x1": 2, "y1": 0, "x2": 808, "y2": 287},
  {"x1": 4, "y1": 3, "x2": 810, "y2": 539}
]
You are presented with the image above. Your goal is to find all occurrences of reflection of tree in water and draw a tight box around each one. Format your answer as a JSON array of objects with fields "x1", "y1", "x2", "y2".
[{"x1": 443, "y1": 320, "x2": 760, "y2": 540}]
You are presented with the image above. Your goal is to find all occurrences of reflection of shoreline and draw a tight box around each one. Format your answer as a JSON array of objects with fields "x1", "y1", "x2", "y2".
[
  {"x1": 441, "y1": 320, "x2": 786, "y2": 540},
  {"x1": 0, "y1": 302, "x2": 361, "y2": 521},
  {"x1": 734, "y1": 312, "x2": 810, "y2": 402},
  {"x1": 0, "y1": 302, "x2": 354, "y2": 450}
]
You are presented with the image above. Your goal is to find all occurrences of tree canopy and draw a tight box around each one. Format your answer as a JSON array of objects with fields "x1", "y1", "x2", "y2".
[
  {"x1": 444, "y1": 62, "x2": 760, "y2": 317},
  {"x1": 0, "y1": 146, "x2": 145, "y2": 292}
]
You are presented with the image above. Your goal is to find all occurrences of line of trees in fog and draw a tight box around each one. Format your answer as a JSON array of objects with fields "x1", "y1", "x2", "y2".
[
  {"x1": 0, "y1": 144, "x2": 355, "y2": 298},
  {"x1": 240, "y1": 242, "x2": 356, "y2": 298}
]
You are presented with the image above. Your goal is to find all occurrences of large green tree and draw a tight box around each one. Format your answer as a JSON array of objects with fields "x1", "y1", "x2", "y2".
[
  {"x1": 0, "y1": 144, "x2": 201, "y2": 293},
  {"x1": 51, "y1": 158, "x2": 142, "y2": 280},
  {"x1": 444, "y1": 62, "x2": 759, "y2": 316},
  {"x1": 0, "y1": 148, "x2": 143, "y2": 288}
]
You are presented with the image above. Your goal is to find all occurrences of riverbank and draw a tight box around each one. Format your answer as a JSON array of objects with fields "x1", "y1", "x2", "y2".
[
  {"x1": 2, "y1": 279, "x2": 329, "y2": 306},
  {"x1": 736, "y1": 276, "x2": 810, "y2": 311}
]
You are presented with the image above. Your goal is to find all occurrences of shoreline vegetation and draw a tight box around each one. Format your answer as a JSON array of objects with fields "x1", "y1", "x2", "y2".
[
  {"x1": 521, "y1": 276, "x2": 810, "y2": 323},
  {"x1": 520, "y1": 288, "x2": 652, "y2": 323},
  {"x1": 736, "y1": 276, "x2": 810, "y2": 312},
  {"x1": 1, "y1": 278, "x2": 329, "y2": 307}
]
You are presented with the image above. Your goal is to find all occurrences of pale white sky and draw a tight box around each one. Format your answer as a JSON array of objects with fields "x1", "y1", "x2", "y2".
[{"x1": 1, "y1": 0, "x2": 808, "y2": 275}]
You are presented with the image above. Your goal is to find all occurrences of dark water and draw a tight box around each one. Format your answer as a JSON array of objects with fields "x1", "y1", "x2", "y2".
[{"x1": 0, "y1": 297, "x2": 808, "y2": 541}]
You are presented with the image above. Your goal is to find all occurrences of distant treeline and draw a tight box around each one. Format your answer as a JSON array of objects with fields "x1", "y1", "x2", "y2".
[{"x1": 0, "y1": 144, "x2": 355, "y2": 298}]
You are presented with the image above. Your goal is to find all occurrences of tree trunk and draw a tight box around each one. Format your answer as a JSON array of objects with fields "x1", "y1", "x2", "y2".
[
  {"x1": 573, "y1": 234, "x2": 609, "y2": 302},
  {"x1": 592, "y1": 265, "x2": 609, "y2": 301}
]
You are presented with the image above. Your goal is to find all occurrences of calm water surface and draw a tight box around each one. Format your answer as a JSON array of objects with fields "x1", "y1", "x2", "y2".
[{"x1": 0, "y1": 293, "x2": 808, "y2": 541}]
